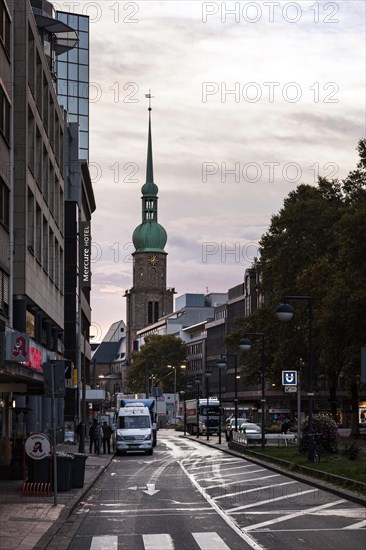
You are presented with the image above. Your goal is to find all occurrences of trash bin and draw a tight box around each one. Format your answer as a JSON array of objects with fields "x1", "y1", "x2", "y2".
[
  {"x1": 70, "y1": 452, "x2": 88, "y2": 488},
  {"x1": 26, "y1": 456, "x2": 50, "y2": 483},
  {"x1": 55, "y1": 452, "x2": 74, "y2": 491}
]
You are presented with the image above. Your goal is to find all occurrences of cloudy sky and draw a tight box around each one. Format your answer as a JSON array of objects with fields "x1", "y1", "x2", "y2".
[{"x1": 54, "y1": 1, "x2": 365, "y2": 341}]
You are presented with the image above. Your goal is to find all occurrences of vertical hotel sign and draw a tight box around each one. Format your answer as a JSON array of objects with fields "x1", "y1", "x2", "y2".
[{"x1": 80, "y1": 221, "x2": 91, "y2": 287}]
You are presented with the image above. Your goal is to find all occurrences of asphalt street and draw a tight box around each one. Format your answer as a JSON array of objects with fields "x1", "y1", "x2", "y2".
[{"x1": 41, "y1": 431, "x2": 366, "y2": 550}]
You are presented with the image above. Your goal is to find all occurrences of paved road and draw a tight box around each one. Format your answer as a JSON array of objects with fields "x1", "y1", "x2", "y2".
[{"x1": 46, "y1": 432, "x2": 366, "y2": 550}]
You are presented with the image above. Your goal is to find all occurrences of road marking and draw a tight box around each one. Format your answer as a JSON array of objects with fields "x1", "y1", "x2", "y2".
[
  {"x1": 245, "y1": 498, "x2": 345, "y2": 530},
  {"x1": 344, "y1": 519, "x2": 366, "y2": 529},
  {"x1": 180, "y1": 460, "x2": 265, "y2": 550},
  {"x1": 192, "y1": 531, "x2": 231, "y2": 549},
  {"x1": 90, "y1": 535, "x2": 118, "y2": 550},
  {"x1": 142, "y1": 534, "x2": 174, "y2": 549},
  {"x1": 227, "y1": 488, "x2": 318, "y2": 513},
  {"x1": 143, "y1": 483, "x2": 160, "y2": 496},
  {"x1": 205, "y1": 473, "x2": 281, "y2": 490},
  {"x1": 213, "y1": 480, "x2": 297, "y2": 501},
  {"x1": 196, "y1": 468, "x2": 266, "y2": 482}
]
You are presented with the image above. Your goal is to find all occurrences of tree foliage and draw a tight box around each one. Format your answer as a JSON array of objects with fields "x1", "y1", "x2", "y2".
[
  {"x1": 227, "y1": 139, "x2": 366, "y2": 436},
  {"x1": 126, "y1": 335, "x2": 188, "y2": 394}
]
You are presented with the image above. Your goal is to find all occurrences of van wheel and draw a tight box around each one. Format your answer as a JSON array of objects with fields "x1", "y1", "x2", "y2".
[{"x1": 146, "y1": 448, "x2": 153, "y2": 456}]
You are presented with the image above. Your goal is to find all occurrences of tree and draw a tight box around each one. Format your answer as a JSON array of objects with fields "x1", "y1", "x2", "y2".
[
  {"x1": 228, "y1": 139, "x2": 366, "y2": 437},
  {"x1": 126, "y1": 335, "x2": 188, "y2": 394}
]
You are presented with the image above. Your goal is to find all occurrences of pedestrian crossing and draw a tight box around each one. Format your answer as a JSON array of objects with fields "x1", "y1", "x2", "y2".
[{"x1": 88, "y1": 532, "x2": 232, "y2": 549}]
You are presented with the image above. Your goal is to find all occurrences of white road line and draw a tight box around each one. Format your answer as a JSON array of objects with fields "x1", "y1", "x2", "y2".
[
  {"x1": 245, "y1": 498, "x2": 345, "y2": 531},
  {"x1": 142, "y1": 534, "x2": 174, "y2": 549},
  {"x1": 228, "y1": 488, "x2": 318, "y2": 513},
  {"x1": 180, "y1": 460, "x2": 265, "y2": 550},
  {"x1": 197, "y1": 468, "x2": 266, "y2": 482},
  {"x1": 205, "y1": 473, "x2": 281, "y2": 490},
  {"x1": 192, "y1": 531, "x2": 231, "y2": 549},
  {"x1": 213, "y1": 480, "x2": 297, "y2": 501},
  {"x1": 189, "y1": 460, "x2": 244, "y2": 470},
  {"x1": 90, "y1": 535, "x2": 118, "y2": 550},
  {"x1": 344, "y1": 520, "x2": 366, "y2": 529},
  {"x1": 99, "y1": 506, "x2": 212, "y2": 513}
]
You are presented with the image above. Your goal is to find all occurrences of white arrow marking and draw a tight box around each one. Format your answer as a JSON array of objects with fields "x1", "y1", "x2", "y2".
[
  {"x1": 143, "y1": 483, "x2": 160, "y2": 496},
  {"x1": 128, "y1": 486, "x2": 138, "y2": 490}
]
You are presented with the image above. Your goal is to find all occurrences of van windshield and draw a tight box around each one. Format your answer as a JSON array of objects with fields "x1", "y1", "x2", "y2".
[{"x1": 118, "y1": 416, "x2": 150, "y2": 429}]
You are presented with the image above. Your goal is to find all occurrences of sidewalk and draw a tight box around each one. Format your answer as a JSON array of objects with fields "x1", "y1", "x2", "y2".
[{"x1": 0, "y1": 443, "x2": 113, "y2": 550}]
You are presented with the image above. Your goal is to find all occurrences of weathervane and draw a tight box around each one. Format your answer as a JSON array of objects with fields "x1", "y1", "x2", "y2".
[{"x1": 145, "y1": 89, "x2": 155, "y2": 111}]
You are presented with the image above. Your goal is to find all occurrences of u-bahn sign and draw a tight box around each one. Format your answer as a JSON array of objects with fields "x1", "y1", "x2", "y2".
[{"x1": 282, "y1": 370, "x2": 298, "y2": 386}]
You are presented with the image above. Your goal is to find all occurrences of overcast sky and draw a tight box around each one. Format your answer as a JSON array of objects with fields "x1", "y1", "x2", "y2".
[{"x1": 54, "y1": 1, "x2": 365, "y2": 342}]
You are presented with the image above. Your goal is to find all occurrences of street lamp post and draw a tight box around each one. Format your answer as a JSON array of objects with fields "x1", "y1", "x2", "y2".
[
  {"x1": 216, "y1": 353, "x2": 239, "y2": 433},
  {"x1": 239, "y1": 334, "x2": 266, "y2": 449},
  {"x1": 184, "y1": 382, "x2": 193, "y2": 436},
  {"x1": 276, "y1": 296, "x2": 315, "y2": 462},
  {"x1": 194, "y1": 375, "x2": 201, "y2": 438},
  {"x1": 204, "y1": 368, "x2": 212, "y2": 441},
  {"x1": 215, "y1": 359, "x2": 226, "y2": 444},
  {"x1": 167, "y1": 365, "x2": 186, "y2": 424}
]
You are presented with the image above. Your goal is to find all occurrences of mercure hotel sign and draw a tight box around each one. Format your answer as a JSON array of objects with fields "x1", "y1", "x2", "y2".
[{"x1": 80, "y1": 221, "x2": 91, "y2": 287}]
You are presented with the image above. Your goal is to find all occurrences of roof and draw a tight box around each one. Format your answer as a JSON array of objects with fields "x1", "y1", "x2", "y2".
[{"x1": 92, "y1": 341, "x2": 120, "y2": 363}]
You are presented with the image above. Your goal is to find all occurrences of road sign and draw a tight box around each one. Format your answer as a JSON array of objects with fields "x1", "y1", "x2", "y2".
[
  {"x1": 285, "y1": 386, "x2": 297, "y2": 393},
  {"x1": 282, "y1": 370, "x2": 298, "y2": 385}
]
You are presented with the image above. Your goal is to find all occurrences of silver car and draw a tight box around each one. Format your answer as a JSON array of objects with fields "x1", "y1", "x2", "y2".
[{"x1": 225, "y1": 418, "x2": 252, "y2": 441}]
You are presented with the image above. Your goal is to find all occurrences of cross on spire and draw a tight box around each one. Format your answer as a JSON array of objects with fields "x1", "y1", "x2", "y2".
[{"x1": 145, "y1": 89, "x2": 155, "y2": 111}]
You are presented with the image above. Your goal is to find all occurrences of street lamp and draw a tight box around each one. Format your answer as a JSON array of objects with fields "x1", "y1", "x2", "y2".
[
  {"x1": 194, "y1": 375, "x2": 202, "y2": 438},
  {"x1": 276, "y1": 296, "x2": 315, "y2": 462},
  {"x1": 239, "y1": 334, "x2": 266, "y2": 449},
  {"x1": 217, "y1": 352, "x2": 239, "y2": 433},
  {"x1": 204, "y1": 368, "x2": 212, "y2": 441},
  {"x1": 215, "y1": 358, "x2": 226, "y2": 444},
  {"x1": 167, "y1": 365, "x2": 186, "y2": 424}
]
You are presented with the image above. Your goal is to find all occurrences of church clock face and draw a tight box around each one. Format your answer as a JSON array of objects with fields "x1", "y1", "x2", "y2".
[{"x1": 149, "y1": 254, "x2": 159, "y2": 266}]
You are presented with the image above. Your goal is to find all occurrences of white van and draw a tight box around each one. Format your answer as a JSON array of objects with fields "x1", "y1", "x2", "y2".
[{"x1": 116, "y1": 404, "x2": 153, "y2": 455}]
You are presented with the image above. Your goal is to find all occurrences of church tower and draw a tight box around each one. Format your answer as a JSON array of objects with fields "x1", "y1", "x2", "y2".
[{"x1": 124, "y1": 100, "x2": 175, "y2": 361}]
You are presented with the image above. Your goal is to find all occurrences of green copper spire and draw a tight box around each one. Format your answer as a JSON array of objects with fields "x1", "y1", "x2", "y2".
[
  {"x1": 146, "y1": 108, "x2": 154, "y2": 184},
  {"x1": 132, "y1": 96, "x2": 167, "y2": 253}
]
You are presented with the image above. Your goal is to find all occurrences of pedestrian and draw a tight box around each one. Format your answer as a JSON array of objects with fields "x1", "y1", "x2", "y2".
[
  {"x1": 102, "y1": 421, "x2": 113, "y2": 454},
  {"x1": 281, "y1": 420, "x2": 289, "y2": 434},
  {"x1": 89, "y1": 419, "x2": 99, "y2": 454}
]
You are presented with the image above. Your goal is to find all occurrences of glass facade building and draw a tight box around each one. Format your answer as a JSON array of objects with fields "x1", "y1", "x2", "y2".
[{"x1": 56, "y1": 12, "x2": 89, "y2": 160}]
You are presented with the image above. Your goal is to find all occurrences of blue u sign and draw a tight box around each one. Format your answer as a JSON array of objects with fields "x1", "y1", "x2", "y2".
[{"x1": 282, "y1": 370, "x2": 297, "y2": 385}]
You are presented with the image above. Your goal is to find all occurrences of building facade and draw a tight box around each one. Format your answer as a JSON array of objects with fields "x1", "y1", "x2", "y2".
[{"x1": 0, "y1": 1, "x2": 95, "y2": 470}]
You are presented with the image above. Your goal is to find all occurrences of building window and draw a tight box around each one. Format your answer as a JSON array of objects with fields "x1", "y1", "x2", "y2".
[
  {"x1": 154, "y1": 302, "x2": 159, "y2": 323},
  {"x1": 0, "y1": 268, "x2": 9, "y2": 316},
  {"x1": 0, "y1": 85, "x2": 10, "y2": 144},
  {"x1": 0, "y1": 0, "x2": 11, "y2": 56},
  {"x1": 0, "y1": 177, "x2": 9, "y2": 228},
  {"x1": 148, "y1": 301, "x2": 153, "y2": 324}
]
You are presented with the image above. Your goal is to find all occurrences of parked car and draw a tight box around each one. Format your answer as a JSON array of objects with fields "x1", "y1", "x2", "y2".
[
  {"x1": 239, "y1": 423, "x2": 261, "y2": 434},
  {"x1": 225, "y1": 418, "x2": 253, "y2": 441}
]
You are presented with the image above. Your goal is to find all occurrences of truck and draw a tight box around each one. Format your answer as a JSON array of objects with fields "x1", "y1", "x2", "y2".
[
  {"x1": 118, "y1": 398, "x2": 158, "y2": 446},
  {"x1": 185, "y1": 397, "x2": 221, "y2": 435},
  {"x1": 115, "y1": 403, "x2": 154, "y2": 456}
]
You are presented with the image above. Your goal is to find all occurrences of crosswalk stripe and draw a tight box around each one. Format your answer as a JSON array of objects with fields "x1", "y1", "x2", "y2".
[
  {"x1": 142, "y1": 534, "x2": 174, "y2": 549},
  {"x1": 193, "y1": 532, "x2": 231, "y2": 549},
  {"x1": 90, "y1": 535, "x2": 118, "y2": 550}
]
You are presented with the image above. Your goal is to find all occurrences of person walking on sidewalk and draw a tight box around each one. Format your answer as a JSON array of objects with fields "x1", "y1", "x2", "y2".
[
  {"x1": 89, "y1": 419, "x2": 99, "y2": 454},
  {"x1": 102, "y1": 421, "x2": 113, "y2": 454}
]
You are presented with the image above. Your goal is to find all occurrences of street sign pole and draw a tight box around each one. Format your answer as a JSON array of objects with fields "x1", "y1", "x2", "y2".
[
  {"x1": 50, "y1": 362, "x2": 58, "y2": 506},
  {"x1": 297, "y1": 372, "x2": 301, "y2": 448}
]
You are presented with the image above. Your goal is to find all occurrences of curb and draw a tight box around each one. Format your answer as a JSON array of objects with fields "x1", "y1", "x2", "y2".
[
  {"x1": 33, "y1": 456, "x2": 114, "y2": 550},
  {"x1": 183, "y1": 435, "x2": 366, "y2": 507}
]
